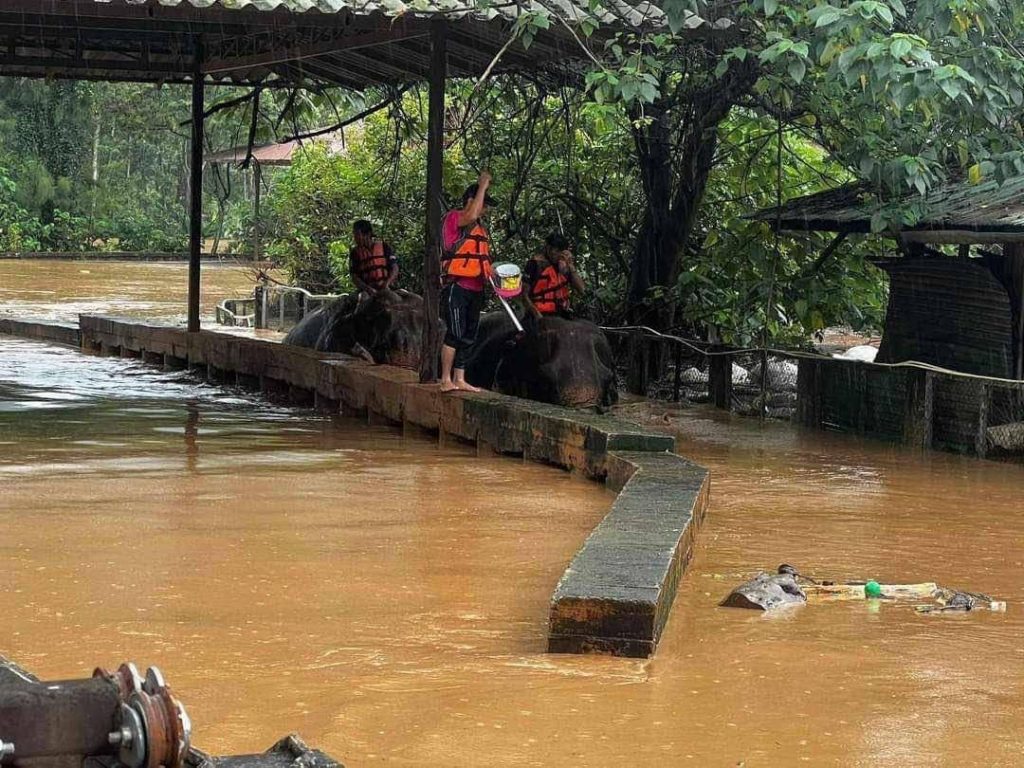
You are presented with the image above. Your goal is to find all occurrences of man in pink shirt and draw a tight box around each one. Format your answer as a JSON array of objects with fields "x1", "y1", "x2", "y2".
[{"x1": 439, "y1": 171, "x2": 495, "y2": 392}]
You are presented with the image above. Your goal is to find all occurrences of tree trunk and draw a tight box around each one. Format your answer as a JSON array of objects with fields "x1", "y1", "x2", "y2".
[{"x1": 627, "y1": 60, "x2": 759, "y2": 328}]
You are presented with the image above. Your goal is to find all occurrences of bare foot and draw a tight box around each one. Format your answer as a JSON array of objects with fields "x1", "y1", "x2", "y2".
[
  {"x1": 439, "y1": 381, "x2": 459, "y2": 393},
  {"x1": 454, "y1": 381, "x2": 482, "y2": 393}
]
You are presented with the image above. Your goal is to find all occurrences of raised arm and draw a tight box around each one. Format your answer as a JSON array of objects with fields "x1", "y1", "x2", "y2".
[{"x1": 457, "y1": 171, "x2": 491, "y2": 228}]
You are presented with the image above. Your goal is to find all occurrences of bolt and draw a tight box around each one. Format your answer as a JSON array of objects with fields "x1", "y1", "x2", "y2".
[{"x1": 108, "y1": 727, "x2": 133, "y2": 747}]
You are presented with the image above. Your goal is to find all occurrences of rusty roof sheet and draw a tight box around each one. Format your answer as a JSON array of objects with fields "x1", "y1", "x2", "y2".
[
  {"x1": 753, "y1": 176, "x2": 1024, "y2": 237},
  {"x1": 207, "y1": 131, "x2": 345, "y2": 165}
]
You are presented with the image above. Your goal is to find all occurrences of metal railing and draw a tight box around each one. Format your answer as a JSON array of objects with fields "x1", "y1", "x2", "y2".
[
  {"x1": 214, "y1": 283, "x2": 343, "y2": 332},
  {"x1": 253, "y1": 283, "x2": 342, "y2": 332},
  {"x1": 215, "y1": 298, "x2": 257, "y2": 328}
]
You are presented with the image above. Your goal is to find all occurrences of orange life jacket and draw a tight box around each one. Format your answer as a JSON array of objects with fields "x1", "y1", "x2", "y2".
[
  {"x1": 442, "y1": 221, "x2": 492, "y2": 281},
  {"x1": 529, "y1": 260, "x2": 571, "y2": 315},
  {"x1": 352, "y1": 240, "x2": 390, "y2": 290}
]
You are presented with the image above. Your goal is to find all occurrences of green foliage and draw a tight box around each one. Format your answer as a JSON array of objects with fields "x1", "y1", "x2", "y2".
[
  {"x1": 565, "y1": 0, "x2": 1024, "y2": 228},
  {"x1": 692, "y1": 112, "x2": 888, "y2": 344},
  {"x1": 266, "y1": 107, "x2": 449, "y2": 293},
  {"x1": 267, "y1": 84, "x2": 886, "y2": 343},
  {"x1": 6, "y1": 0, "x2": 1021, "y2": 350}
]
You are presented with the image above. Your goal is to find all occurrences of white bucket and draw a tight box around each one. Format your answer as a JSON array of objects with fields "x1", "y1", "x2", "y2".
[{"x1": 493, "y1": 263, "x2": 522, "y2": 297}]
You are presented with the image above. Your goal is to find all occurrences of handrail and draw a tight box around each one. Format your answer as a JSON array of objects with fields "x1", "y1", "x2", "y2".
[
  {"x1": 254, "y1": 282, "x2": 343, "y2": 332},
  {"x1": 215, "y1": 298, "x2": 256, "y2": 328}
]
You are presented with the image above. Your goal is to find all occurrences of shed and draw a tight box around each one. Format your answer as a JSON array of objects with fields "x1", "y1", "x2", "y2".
[{"x1": 753, "y1": 178, "x2": 1024, "y2": 379}]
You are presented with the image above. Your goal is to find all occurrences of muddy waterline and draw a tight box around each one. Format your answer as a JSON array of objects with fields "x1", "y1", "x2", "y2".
[{"x1": 2, "y1": 262, "x2": 1023, "y2": 766}]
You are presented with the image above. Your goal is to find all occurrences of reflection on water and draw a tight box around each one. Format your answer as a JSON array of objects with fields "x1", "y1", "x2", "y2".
[
  {"x1": 2, "y1": 338, "x2": 1024, "y2": 766},
  {"x1": 0, "y1": 259, "x2": 258, "y2": 322}
]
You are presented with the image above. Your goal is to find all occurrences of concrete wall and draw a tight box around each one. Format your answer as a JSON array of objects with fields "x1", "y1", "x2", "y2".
[
  {"x1": 0, "y1": 317, "x2": 80, "y2": 347},
  {"x1": 548, "y1": 451, "x2": 709, "y2": 657},
  {"x1": 12, "y1": 314, "x2": 711, "y2": 658}
]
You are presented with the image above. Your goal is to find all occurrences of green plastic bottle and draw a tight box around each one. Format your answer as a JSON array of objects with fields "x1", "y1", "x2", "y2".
[{"x1": 864, "y1": 580, "x2": 882, "y2": 598}]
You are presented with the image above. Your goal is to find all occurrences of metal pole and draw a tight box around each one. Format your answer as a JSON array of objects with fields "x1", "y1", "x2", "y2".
[
  {"x1": 495, "y1": 292, "x2": 523, "y2": 332},
  {"x1": 187, "y1": 37, "x2": 205, "y2": 333},
  {"x1": 253, "y1": 162, "x2": 262, "y2": 262},
  {"x1": 419, "y1": 18, "x2": 446, "y2": 383}
]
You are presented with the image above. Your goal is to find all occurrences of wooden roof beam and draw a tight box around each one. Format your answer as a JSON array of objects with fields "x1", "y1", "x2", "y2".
[{"x1": 275, "y1": 59, "x2": 380, "y2": 90}]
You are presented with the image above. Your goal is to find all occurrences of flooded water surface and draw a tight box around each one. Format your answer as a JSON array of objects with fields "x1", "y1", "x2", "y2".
[
  {"x1": 2, "y1": 277, "x2": 1024, "y2": 765},
  {"x1": 0, "y1": 259, "x2": 257, "y2": 322}
]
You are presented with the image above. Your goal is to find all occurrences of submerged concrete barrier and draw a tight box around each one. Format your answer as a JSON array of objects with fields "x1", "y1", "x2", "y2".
[
  {"x1": 10, "y1": 314, "x2": 709, "y2": 658},
  {"x1": 548, "y1": 451, "x2": 709, "y2": 657},
  {"x1": 0, "y1": 316, "x2": 80, "y2": 347}
]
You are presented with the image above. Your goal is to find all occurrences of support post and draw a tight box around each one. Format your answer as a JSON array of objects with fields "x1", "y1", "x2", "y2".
[
  {"x1": 903, "y1": 369, "x2": 933, "y2": 450},
  {"x1": 1004, "y1": 243, "x2": 1024, "y2": 380},
  {"x1": 419, "y1": 18, "x2": 446, "y2": 383},
  {"x1": 253, "y1": 161, "x2": 262, "y2": 262},
  {"x1": 976, "y1": 382, "x2": 990, "y2": 458},
  {"x1": 625, "y1": 332, "x2": 649, "y2": 395},
  {"x1": 709, "y1": 347, "x2": 732, "y2": 410},
  {"x1": 187, "y1": 37, "x2": 205, "y2": 333},
  {"x1": 796, "y1": 357, "x2": 823, "y2": 428}
]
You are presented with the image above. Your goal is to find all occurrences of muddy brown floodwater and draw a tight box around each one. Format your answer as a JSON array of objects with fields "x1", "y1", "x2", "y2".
[
  {"x1": 2, "y1": 314, "x2": 1024, "y2": 764},
  {"x1": 0, "y1": 259, "x2": 258, "y2": 322}
]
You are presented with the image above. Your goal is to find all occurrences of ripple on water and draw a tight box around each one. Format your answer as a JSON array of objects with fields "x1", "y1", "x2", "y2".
[{"x1": 4, "y1": 332, "x2": 1024, "y2": 766}]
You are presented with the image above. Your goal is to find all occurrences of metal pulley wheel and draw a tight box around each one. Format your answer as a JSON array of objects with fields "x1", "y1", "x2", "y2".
[
  {"x1": 94, "y1": 662, "x2": 144, "y2": 701},
  {"x1": 108, "y1": 666, "x2": 191, "y2": 768}
]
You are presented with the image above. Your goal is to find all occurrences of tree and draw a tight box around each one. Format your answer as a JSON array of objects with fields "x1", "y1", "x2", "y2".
[{"x1": 521, "y1": 0, "x2": 1024, "y2": 326}]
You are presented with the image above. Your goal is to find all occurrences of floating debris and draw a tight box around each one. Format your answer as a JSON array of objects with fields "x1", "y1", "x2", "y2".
[
  {"x1": 719, "y1": 572, "x2": 806, "y2": 611},
  {"x1": 722, "y1": 565, "x2": 1006, "y2": 614}
]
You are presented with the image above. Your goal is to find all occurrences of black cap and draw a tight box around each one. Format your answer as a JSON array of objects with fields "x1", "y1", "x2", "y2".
[{"x1": 462, "y1": 183, "x2": 498, "y2": 207}]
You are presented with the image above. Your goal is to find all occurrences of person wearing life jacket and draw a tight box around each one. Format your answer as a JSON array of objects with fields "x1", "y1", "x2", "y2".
[
  {"x1": 349, "y1": 219, "x2": 398, "y2": 296},
  {"x1": 525, "y1": 232, "x2": 585, "y2": 317},
  {"x1": 439, "y1": 172, "x2": 496, "y2": 393}
]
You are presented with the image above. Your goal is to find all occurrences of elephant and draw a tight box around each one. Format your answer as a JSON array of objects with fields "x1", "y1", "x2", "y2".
[
  {"x1": 283, "y1": 289, "x2": 425, "y2": 369},
  {"x1": 464, "y1": 311, "x2": 618, "y2": 409}
]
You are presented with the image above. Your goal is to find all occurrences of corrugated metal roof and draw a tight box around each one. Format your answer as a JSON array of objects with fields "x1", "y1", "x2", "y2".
[
  {"x1": 0, "y1": 0, "x2": 697, "y2": 89},
  {"x1": 753, "y1": 176, "x2": 1024, "y2": 237},
  {"x1": 80, "y1": 0, "x2": 668, "y2": 28}
]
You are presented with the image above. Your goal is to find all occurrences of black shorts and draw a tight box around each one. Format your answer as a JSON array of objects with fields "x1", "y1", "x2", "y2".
[{"x1": 441, "y1": 282, "x2": 484, "y2": 368}]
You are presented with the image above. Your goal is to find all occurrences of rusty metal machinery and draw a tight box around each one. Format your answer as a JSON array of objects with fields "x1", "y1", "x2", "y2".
[{"x1": 0, "y1": 661, "x2": 190, "y2": 768}]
